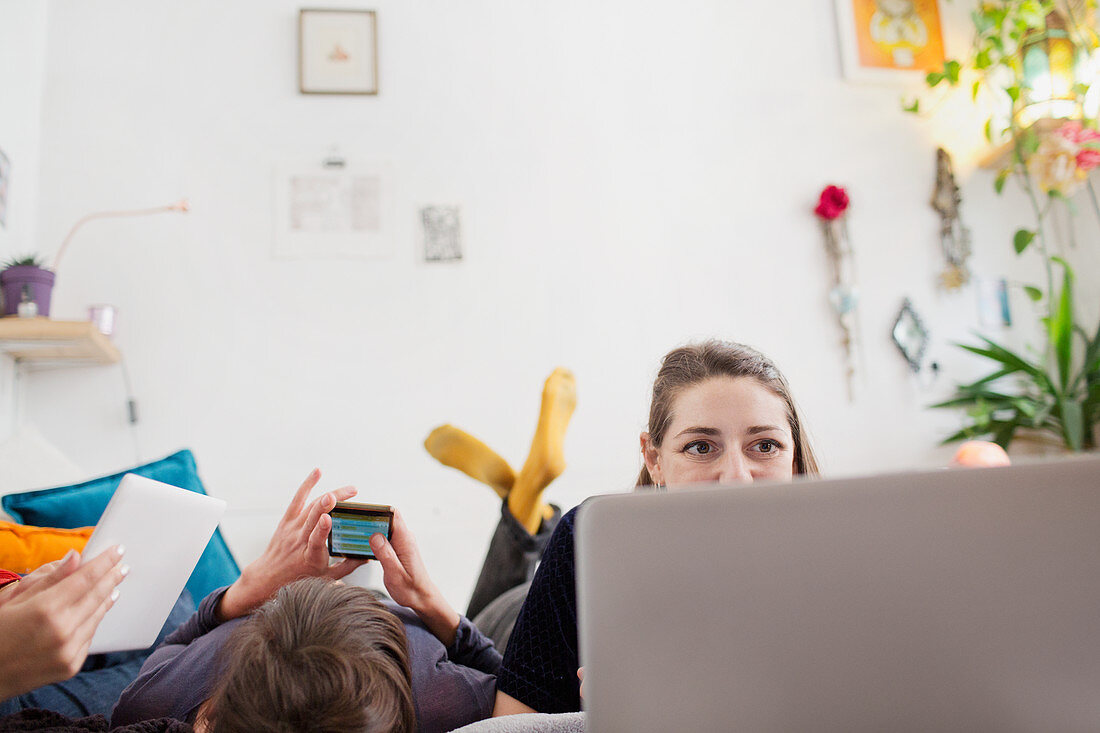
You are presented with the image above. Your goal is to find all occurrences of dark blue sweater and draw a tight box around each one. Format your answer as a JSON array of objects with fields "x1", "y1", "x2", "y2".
[
  {"x1": 111, "y1": 586, "x2": 501, "y2": 733},
  {"x1": 497, "y1": 506, "x2": 582, "y2": 713}
]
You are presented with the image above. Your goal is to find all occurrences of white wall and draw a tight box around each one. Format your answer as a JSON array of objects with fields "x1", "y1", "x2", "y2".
[
  {"x1": 2, "y1": 0, "x2": 1094, "y2": 605},
  {"x1": 0, "y1": 0, "x2": 49, "y2": 443}
]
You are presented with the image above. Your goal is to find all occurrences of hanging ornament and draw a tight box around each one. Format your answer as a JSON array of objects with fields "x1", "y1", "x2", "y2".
[
  {"x1": 931, "y1": 148, "x2": 972, "y2": 290},
  {"x1": 814, "y1": 184, "x2": 860, "y2": 402}
]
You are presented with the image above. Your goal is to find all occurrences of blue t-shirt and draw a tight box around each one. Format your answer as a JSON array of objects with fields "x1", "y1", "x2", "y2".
[{"x1": 497, "y1": 506, "x2": 582, "y2": 713}]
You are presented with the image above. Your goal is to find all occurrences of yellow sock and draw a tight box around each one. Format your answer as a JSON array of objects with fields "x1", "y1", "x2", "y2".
[
  {"x1": 509, "y1": 367, "x2": 577, "y2": 534},
  {"x1": 424, "y1": 424, "x2": 516, "y2": 499}
]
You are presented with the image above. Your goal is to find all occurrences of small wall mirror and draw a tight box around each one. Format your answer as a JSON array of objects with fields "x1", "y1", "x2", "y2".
[{"x1": 892, "y1": 298, "x2": 929, "y2": 372}]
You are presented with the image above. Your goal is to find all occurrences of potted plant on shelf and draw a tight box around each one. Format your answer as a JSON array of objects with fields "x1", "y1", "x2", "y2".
[
  {"x1": 0, "y1": 199, "x2": 189, "y2": 319},
  {"x1": 0, "y1": 254, "x2": 55, "y2": 317},
  {"x1": 907, "y1": 0, "x2": 1100, "y2": 452}
]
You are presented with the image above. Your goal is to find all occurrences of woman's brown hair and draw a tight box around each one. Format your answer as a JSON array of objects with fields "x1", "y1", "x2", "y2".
[
  {"x1": 637, "y1": 340, "x2": 820, "y2": 486},
  {"x1": 203, "y1": 577, "x2": 415, "y2": 733}
]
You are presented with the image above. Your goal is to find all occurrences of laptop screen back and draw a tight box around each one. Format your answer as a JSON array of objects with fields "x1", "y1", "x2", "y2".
[{"x1": 577, "y1": 455, "x2": 1100, "y2": 733}]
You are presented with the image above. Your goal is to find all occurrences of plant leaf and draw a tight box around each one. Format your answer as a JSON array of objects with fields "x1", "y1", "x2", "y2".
[
  {"x1": 944, "y1": 60, "x2": 962, "y2": 84},
  {"x1": 1060, "y1": 399, "x2": 1084, "y2": 451},
  {"x1": 902, "y1": 98, "x2": 920, "y2": 114},
  {"x1": 993, "y1": 420, "x2": 1018, "y2": 448},
  {"x1": 1050, "y1": 266, "x2": 1075, "y2": 392},
  {"x1": 940, "y1": 425, "x2": 980, "y2": 445},
  {"x1": 1023, "y1": 285, "x2": 1043, "y2": 302},
  {"x1": 927, "y1": 71, "x2": 945, "y2": 87},
  {"x1": 994, "y1": 168, "x2": 1010, "y2": 194},
  {"x1": 959, "y1": 335, "x2": 1052, "y2": 391},
  {"x1": 1014, "y1": 228, "x2": 1035, "y2": 254}
]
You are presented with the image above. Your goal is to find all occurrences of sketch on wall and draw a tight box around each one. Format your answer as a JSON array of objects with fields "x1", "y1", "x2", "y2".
[
  {"x1": 273, "y1": 158, "x2": 392, "y2": 259},
  {"x1": 420, "y1": 206, "x2": 462, "y2": 263}
]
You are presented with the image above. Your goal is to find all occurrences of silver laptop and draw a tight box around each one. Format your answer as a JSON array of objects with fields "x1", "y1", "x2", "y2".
[
  {"x1": 576, "y1": 454, "x2": 1100, "y2": 733},
  {"x1": 82, "y1": 473, "x2": 226, "y2": 653}
]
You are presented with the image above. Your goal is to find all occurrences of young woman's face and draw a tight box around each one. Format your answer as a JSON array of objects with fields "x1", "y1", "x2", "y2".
[{"x1": 641, "y1": 376, "x2": 795, "y2": 488}]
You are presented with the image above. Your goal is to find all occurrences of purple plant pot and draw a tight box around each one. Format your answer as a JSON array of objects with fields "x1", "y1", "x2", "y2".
[{"x1": 0, "y1": 265, "x2": 56, "y2": 317}]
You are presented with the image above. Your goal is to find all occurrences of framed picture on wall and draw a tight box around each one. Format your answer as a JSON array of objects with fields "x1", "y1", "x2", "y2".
[
  {"x1": 299, "y1": 9, "x2": 378, "y2": 95},
  {"x1": 834, "y1": 0, "x2": 946, "y2": 83}
]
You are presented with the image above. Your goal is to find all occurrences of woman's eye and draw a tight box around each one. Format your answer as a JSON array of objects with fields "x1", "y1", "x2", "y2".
[
  {"x1": 684, "y1": 441, "x2": 713, "y2": 455},
  {"x1": 755, "y1": 440, "x2": 780, "y2": 454}
]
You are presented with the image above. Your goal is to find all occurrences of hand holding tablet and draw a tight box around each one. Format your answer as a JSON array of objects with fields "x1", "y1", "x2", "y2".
[{"x1": 0, "y1": 545, "x2": 128, "y2": 699}]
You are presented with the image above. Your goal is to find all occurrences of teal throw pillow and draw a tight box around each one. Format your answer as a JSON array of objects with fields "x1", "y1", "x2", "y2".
[{"x1": 1, "y1": 449, "x2": 240, "y2": 602}]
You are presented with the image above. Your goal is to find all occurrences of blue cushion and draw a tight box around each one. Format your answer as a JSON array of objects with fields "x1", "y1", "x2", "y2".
[{"x1": 2, "y1": 449, "x2": 240, "y2": 602}]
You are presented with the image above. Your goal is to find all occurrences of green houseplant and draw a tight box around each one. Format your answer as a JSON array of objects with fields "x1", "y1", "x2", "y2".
[{"x1": 910, "y1": 0, "x2": 1100, "y2": 451}]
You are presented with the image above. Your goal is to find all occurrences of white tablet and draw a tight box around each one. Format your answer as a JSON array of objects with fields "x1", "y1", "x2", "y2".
[{"x1": 81, "y1": 473, "x2": 227, "y2": 653}]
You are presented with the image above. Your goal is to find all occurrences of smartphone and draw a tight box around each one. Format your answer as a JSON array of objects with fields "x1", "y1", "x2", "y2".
[{"x1": 327, "y1": 502, "x2": 394, "y2": 559}]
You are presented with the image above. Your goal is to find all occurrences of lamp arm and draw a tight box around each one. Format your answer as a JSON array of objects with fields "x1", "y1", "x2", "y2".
[{"x1": 52, "y1": 200, "x2": 189, "y2": 272}]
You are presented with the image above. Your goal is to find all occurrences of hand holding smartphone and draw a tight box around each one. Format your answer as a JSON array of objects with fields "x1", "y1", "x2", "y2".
[{"x1": 327, "y1": 502, "x2": 394, "y2": 559}]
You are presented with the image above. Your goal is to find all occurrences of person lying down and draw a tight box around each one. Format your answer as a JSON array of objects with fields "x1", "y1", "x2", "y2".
[{"x1": 111, "y1": 470, "x2": 503, "y2": 733}]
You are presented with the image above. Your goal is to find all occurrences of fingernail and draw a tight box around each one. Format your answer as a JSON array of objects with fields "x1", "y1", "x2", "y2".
[
  {"x1": 120, "y1": 564, "x2": 131, "y2": 578},
  {"x1": 115, "y1": 545, "x2": 126, "y2": 558},
  {"x1": 110, "y1": 588, "x2": 120, "y2": 602},
  {"x1": 61, "y1": 549, "x2": 76, "y2": 563}
]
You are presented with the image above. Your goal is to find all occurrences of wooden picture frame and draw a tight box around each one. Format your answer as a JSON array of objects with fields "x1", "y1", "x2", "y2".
[
  {"x1": 299, "y1": 8, "x2": 378, "y2": 95},
  {"x1": 834, "y1": 0, "x2": 946, "y2": 84}
]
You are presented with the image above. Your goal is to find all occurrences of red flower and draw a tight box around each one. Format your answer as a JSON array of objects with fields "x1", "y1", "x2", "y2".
[
  {"x1": 1059, "y1": 120, "x2": 1100, "y2": 145},
  {"x1": 815, "y1": 185, "x2": 849, "y2": 220},
  {"x1": 1077, "y1": 148, "x2": 1100, "y2": 172}
]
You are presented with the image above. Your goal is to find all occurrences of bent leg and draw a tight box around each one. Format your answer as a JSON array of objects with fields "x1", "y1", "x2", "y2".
[{"x1": 466, "y1": 501, "x2": 560, "y2": 620}]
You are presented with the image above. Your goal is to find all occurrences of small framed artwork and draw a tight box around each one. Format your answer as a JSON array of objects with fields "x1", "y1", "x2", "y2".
[
  {"x1": 299, "y1": 9, "x2": 378, "y2": 95},
  {"x1": 420, "y1": 206, "x2": 462, "y2": 263},
  {"x1": 834, "y1": 0, "x2": 946, "y2": 83}
]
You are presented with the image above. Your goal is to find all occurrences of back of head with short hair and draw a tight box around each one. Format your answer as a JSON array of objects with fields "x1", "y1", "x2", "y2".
[{"x1": 204, "y1": 577, "x2": 415, "y2": 733}]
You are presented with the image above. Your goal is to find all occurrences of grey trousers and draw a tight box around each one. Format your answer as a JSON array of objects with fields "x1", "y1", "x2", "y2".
[{"x1": 468, "y1": 500, "x2": 560, "y2": 650}]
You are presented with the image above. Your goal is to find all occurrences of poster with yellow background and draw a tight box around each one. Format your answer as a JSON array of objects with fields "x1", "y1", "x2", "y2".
[{"x1": 851, "y1": 0, "x2": 945, "y2": 71}]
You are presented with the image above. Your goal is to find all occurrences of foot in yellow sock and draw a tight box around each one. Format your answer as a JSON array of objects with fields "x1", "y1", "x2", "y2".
[
  {"x1": 424, "y1": 424, "x2": 516, "y2": 499},
  {"x1": 509, "y1": 367, "x2": 577, "y2": 534}
]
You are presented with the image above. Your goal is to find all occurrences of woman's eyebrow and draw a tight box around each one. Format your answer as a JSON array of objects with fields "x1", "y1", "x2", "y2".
[
  {"x1": 673, "y1": 426, "x2": 721, "y2": 438},
  {"x1": 746, "y1": 425, "x2": 785, "y2": 435}
]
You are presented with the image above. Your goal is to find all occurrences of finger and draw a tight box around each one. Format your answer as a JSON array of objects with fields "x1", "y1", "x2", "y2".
[
  {"x1": 67, "y1": 560, "x2": 127, "y2": 624},
  {"x1": 369, "y1": 534, "x2": 411, "y2": 587},
  {"x1": 327, "y1": 557, "x2": 369, "y2": 580},
  {"x1": 305, "y1": 511, "x2": 332, "y2": 559},
  {"x1": 282, "y1": 468, "x2": 322, "y2": 523},
  {"x1": 49, "y1": 545, "x2": 125, "y2": 606},
  {"x1": 4, "y1": 556, "x2": 70, "y2": 601},
  {"x1": 67, "y1": 584, "x2": 121, "y2": 672},
  {"x1": 391, "y1": 507, "x2": 410, "y2": 534},
  {"x1": 385, "y1": 509, "x2": 422, "y2": 566},
  {"x1": 301, "y1": 486, "x2": 356, "y2": 537},
  {"x1": 23, "y1": 549, "x2": 84, "y2": 598}
]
